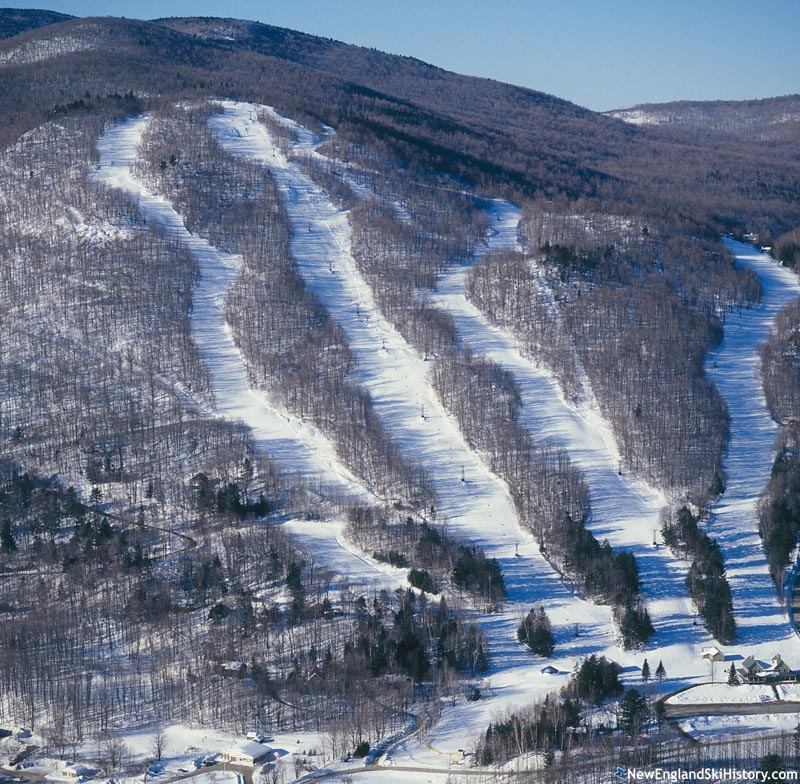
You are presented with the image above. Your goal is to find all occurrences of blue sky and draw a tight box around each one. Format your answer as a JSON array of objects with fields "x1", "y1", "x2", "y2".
[{"x1": 19, "y1": 0, "x2": 800, "y2": 111}]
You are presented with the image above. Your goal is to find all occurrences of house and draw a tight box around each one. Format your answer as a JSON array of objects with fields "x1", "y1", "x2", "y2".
[
  {"x1": 220, "y1": 741, "x2": 271, "y2": 766},
  {"x1": 737, "y1": 653, "x2": 795, "y2": 683},
  {"x1": 700, "y1": 646, "x2": 724, "y2": 663},
  {"x1": 737, "y1": 655, "x2": 764, "y2": 682},
  {"x1": 62, "y1": 764, "x2": 93, "y2": 781},
  {"x1": 540, "y1": 665, "x2": 559, "y2": 676},
  {"x1": 217, "y1": 661, "x2": 247, "y2": 678},
  {"x1": 763, "y1": 654, "x2": 793, "y2": 679}
]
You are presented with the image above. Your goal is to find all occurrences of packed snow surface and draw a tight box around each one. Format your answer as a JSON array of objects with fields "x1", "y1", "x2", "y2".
[
  {"x1": 210, "y1": 101, "x2": 622, "y2": 762},
  {"x1": 707, "y1": 239, "x2": 800, "y2": 648},
  {"x1": 93, "y1": 115, "x2": 375, "y2": 506},
  {"x1": 667, "y1": 683, "x2": 777, "y2": 705},
  {"x1": 209, "y1": 103, "x2": 800, "y2": 760},
  {"x1": 432, "y1": 200, "x2": 705, "y2": 652}
]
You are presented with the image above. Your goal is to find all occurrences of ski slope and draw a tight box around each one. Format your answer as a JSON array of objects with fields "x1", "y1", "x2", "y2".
[
  {"x1": 210, "y1": 102, "x2": 628, "y2": 763},
  {"x1": 93, "y1": 117, "x2": 377, "y2": 507},
  {"x1": 706, "y1": 239, "x2": 800, "y2": 650},
  {"x1": 89, "y1": 105, "x2": 800, "y2": 772},
  {"x1": 432, "y1": 201, "x2": 707, "y2": 652}
]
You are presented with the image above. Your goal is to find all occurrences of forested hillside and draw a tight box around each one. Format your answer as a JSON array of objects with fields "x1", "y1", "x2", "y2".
[{"x1": 0, "y1": 9, "x2": 799, "y2": 782}]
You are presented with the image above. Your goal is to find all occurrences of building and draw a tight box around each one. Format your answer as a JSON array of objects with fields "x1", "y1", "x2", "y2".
[
  {"x1": 700, "y1": 646, "x2": 724, "y2": 663},
  {"x1": 62, "y1": 764, "x2": 93, "y2": 781},
  {"x1": 220, "y1": 741, "x2": 271, "y2": 766},
  {"x1": 737, "y1": 653, "x2": 795, "y2": 683}
]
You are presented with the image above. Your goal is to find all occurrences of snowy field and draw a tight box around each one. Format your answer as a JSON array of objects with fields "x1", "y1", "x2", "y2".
[
  {"x1": 667, "y1": 683, "x2": 777, "y2": 706},
  {"x1": 678, "y1": 711, "x2": 800, "y2": 743}
]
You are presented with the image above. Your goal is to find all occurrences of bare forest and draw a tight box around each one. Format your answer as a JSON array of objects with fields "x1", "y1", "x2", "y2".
[{"x1": 1, "y1": 10, "x2": 800, "y2": 779}]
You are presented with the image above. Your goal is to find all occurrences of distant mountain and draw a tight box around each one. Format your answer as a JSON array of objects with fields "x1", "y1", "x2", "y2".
[
  {"x1": 0, "y1": 7, "x2": 73, "y2": 40},
  {"x1": 0, "y1": 10, "x2": 797, "y2": 234},
  {"x1": 606, "y1": 95, "x2": 800, "y2": 143}
]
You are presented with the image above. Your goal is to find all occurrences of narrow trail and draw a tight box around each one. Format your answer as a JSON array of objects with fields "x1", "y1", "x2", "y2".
[
  {"x1": 431, "y1": 201, "x2": 707, "y2": 652},
  {"x1": 706, "y1": 239, "x2": 800, "y2": 651},
  {"x1": 92, "y1": 115, "x2": 405, "y2": 598}
]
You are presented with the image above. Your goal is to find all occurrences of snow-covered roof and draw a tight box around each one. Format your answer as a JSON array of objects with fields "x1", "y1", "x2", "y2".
[
  {"x1": 64, "y1": 763, "x2": 91, "y2": 776},
  {"x1": 221, "y1": 740, "x2": 271, "y2": 759}
]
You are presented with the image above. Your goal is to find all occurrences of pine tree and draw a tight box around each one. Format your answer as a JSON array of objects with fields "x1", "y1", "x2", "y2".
[
  {"x1": 655, "y1": 660, "x2": 666, "y2": 681},
  {"x1": 727, "y1": 662, "x2": 738, "y2": 686},
  {"x1": 620, "y1": 688, "x2": 649, "y2": 737},
  {"x1": 0, "y1": 519, "x2": 16, "y2": 554},
  {"x1": 793, "y1": 722, "x2": 800, "y2": 765},
  {"x1": 517, "y1": 606, "x2": 555, "y2": 656},
  {"x1": 641, "y1": 659, "x2": 651, "y2": 682}
]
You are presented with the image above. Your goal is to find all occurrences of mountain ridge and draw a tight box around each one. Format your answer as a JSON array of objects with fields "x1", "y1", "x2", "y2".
[{"x1": 0, "y1": 9, "x2": 797, "y2": 236}]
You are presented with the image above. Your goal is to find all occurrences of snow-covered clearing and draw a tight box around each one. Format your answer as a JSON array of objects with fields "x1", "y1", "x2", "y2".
[
  {"x1": 100, "y1": 724, "x2": 327, "y2": 784},
  {"x1": 678, "y1": 711, "x2": 800, "y2": 743},
  {"x1": 282, "y1": 517, "x2": 409, "y2": 594},
  {"x1": 707, "y1": 239, "x2": 800, "y2": 654},
  {"x1": 93, "y1": 116, "x2": 375, "y2": 507},
  {"x1": 667, "y1": 683, "x2": 778, "y2": 706}
]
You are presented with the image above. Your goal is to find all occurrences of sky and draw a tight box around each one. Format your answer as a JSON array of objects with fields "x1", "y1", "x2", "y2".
[{"x1": 18, "y1": 0, "x2": 800, "y2": 111}]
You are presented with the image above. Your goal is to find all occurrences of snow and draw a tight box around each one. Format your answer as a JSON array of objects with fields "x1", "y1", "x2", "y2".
[
  {"x1": 282, "y1": 517, "x2": 409, "y2": 594},
  {"x1": 605, "y1": 109, "x2": 665, "y2": 126},
  {"x1": 92, "y1": 104, "x2": 800, "y2": 768},
  {"x1": 667, "y1": 683, "x2": 776, "y2": 705},
  {"x1": 679, "y1": 711, "x2": 800, "y2": 742},
  {"x1": 0, "y1": 36, "x2": 96, "y2": 67},
  {"x1": 92, "y1": 115, "x2": 376, "y2": 506},
  {"x1": 706, "y1": 239, "x2": 800, "y2": 651},
  {"x1": 210, "y1": 101, "x2": 623, "y2": 766},
  {"x1": 207, "y1": 103, "x2": 800, "y2": 764},
  {"x1": 65, "y1": 206, "x2": 134, "y2": 245},
  {"x1": 432, "y1": 199, "x2": 707, "y2": 654},
  {"x1": 209, "y1": 103, "x2": 610, "y2": 652}
]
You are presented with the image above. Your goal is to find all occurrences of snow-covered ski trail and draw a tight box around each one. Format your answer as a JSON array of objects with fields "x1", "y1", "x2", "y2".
[
  {"x1": 707, "y1": 238, "x2": 800, "y2": 651},
  {"x1": 431, "y1": 200, "x2": 706, "y2": 653},
  {"x1": 211, "y1": 102, "x2": 619, "y2": 750},
  {"x1": 92, "y1": 116, "x2": 378, "y2": 508}
]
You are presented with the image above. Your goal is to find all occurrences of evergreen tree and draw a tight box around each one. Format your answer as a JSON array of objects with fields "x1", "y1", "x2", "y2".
[
  {"x1": 727, "y1": 662, "x2": 738, "y2": 686},
  {"x1": 758, "y1": 753, "x2": 785, "y2": 779},
  {"x1": 641, "y1": 659, "x2": 650, "y2": 682},
  {"x1": 0, "y1": 519, "x2": 16, "y2": 554},
  {"x1": 517, "y1": 606, "x2": 555, "y2": 656},
  {"x1": 655, "y1": 660, "x2": 666, "y2": 682},
  {"x1": 620, "y1": 688, "x2": 649, "y2": 737}
]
